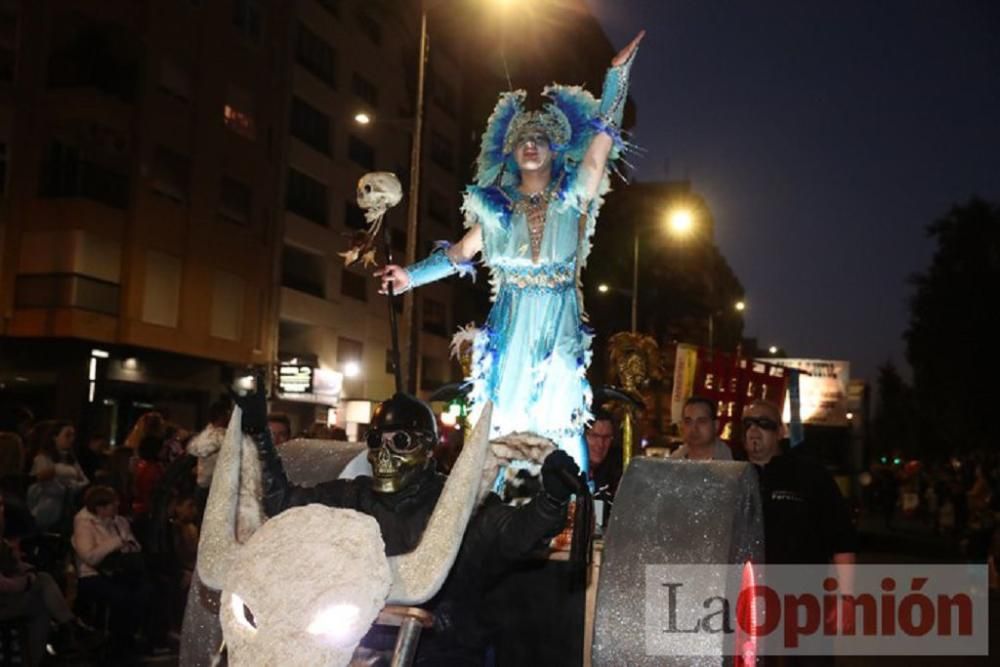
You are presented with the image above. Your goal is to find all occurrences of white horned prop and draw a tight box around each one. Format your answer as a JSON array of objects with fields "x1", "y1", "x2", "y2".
[
  {"x1": 197, "y1": 403, "x2": 494, "y2": 666},
  {"x1": 339, "y1": 171, "x2": 404, "y2": 267}
]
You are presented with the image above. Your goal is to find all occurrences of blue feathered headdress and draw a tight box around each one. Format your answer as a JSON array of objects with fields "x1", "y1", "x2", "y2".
[{"x1": 473, "y1": 85, "x2": 601, "y2": 188}]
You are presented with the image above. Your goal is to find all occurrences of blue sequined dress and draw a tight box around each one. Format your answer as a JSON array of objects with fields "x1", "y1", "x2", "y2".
[{"x1": 462, "y1": 170, "x2": 602, "y2": 473}]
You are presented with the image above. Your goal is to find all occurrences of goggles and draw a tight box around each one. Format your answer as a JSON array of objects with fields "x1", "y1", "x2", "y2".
[
  {"x1": 366, "y1": 430, "x2": 427, "y2": 454},
  {"x1": 741, "y1": 416, "x2": 780, "y2": 432}
]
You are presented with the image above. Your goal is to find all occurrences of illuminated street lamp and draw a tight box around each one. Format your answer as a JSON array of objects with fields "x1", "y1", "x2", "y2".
[
  {"x1": 597, "y1": 283, "x2": 610, "y2": 293},
  {"x1": 768, "y1": 345, "x2": 778, "y2": 355},
  {"x1": 735, "y1": 300, "x2": 746, "y2": 312},
  {"x1": 667, "y1": 207, "x2": 695, "y2": 236},
  {"x1": 353, "y1": 112, "x2": 371, "y2": 125}
]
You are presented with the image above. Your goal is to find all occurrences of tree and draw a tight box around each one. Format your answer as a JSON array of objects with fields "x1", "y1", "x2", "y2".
[
  {"x1": 871, "y1": 361, "x2": 916, "y2": 459},
  {"x1": 905, "y1": 198, "x2": 1000, "y2": 453}
]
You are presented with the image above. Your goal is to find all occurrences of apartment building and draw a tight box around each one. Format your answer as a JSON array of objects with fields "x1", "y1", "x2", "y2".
[
  {"x1": 274, "y1": 0, "x2": 466, "y2": 430},
  {"x1": 0, "y1": 0, "x2": 293, "y2": 438}
]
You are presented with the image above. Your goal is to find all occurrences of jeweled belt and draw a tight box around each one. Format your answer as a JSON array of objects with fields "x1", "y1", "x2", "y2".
[{"x1": 493, "y1": 264, "x2": 575, "y2": 290}]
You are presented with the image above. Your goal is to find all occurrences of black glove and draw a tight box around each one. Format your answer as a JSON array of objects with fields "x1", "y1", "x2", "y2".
[
  {"x1": 541, "y1": 449, "x2": 581, "y2": 503},
  {"x1": 229, "y1": 367, "x2": 268, "y2": 435}
]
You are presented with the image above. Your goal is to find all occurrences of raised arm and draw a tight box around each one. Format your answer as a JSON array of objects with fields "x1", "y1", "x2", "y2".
[
  {"x1": 376, "y1": 222, "x2": 482, "y2": 294},
  {"x1": 578, "y1": 30, "x2": 644, "y2": 202}
]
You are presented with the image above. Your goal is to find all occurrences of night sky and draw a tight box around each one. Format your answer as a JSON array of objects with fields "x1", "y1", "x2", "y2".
[{"x1": 584, "y1": 0, "x2": 1000, "y2": 383}]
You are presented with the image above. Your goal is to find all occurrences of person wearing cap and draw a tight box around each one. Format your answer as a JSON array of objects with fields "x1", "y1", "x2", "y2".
[{"x1": 742, "y1": 399, "x2": 855, "y2": 566}]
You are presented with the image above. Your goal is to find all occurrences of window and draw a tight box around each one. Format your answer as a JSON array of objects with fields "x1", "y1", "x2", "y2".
[
  {"x1": 157, "y1": 59, "x2": 192, "y2": 102},
  {"x1": 285, "y1": 168, "x2": 327, "y2": 225},
  {"x1": 431, "y1": 73, "x2": 456, "y2": 116},
  {"x1": 232, "y1": 0, "x2": 262, "y2": 42},
  {"x1": 40, "y1": 142, "x2": 130, "y2": 210},
  {"x1": 344, "y1": 201, "x2": 366, "y2": 230},
  {"x1": 423, "y1": 298, "x2": 447, "y2": 337},
  {"x1": 210, "y1": 270, "x2": 244, "y2": 341},
  {"x1": 141, "y1": 251, "x2": 181, "y2": 327},
  {"x1": 430, "y1": 132, "x2": 454, "y2": 172},
  {"x1": 14, "y1": 274, "x2": 119, "y2": 315},
  {"x1": 219, "y1": 176, "x2": 252, "y2": 224},
  {"x1": 420, "y1": 356, "x2": 446, "y2": 390},
  {"x1": 281, "y1": 244, "x2": 325, "y2": 298},
  {"x1": 348, "y1": 135, "x2": 374, "y2": 170},
  {"x1": 290, "y1": 96, "x2": 330, "y2": 154},
  {"x1": 224, "y1": 84, "x2": 256, "y2": 139},
  {"x1": 351, "y1": 73, "x2": 378, "y2": 107},
  {"x1": 337, "y1": 337, "x2": 363, "y2": 364},
  {"x1": 46, "y1": 21, "x2": 140, "y2": 102},
  {"x1": 150, "y1": 146, "x2": 190, "y2": 203},
  {"x1": 354, "y1": 10, "x2": 381, "y2": 45},
  {"x1": 296, "y1": 23, "x2": 336, "y2": 88},
  {"x1": 428, "y1": 189, "x2": 451, "y2": 224},
  {"x1": 340, "y1": 267, "x2": 366, "y2": 302}
]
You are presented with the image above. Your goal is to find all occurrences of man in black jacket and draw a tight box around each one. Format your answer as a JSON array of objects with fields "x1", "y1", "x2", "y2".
[{"x1": 236, "y1": 381, "x2": 579, "y2": 665}]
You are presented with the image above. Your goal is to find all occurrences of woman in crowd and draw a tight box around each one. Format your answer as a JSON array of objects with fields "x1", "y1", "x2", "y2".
[
  {"x1": 0, "y1": 492, "x2": 83, "y2": 664},
  {"x1": 26, "y1": 420, "x2": 89, "y2": 493},
  {"x1": 72, "y1": 485, "x2": 150, "y2": 657}
]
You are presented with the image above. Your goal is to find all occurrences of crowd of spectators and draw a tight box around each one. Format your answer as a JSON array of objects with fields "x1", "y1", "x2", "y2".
[
  {"x1": 866, "y1": 450, "x2": 1000, "y2": 583},
  {"x1": 0, "y1": 398, "x2": 289, "y2": 664}
]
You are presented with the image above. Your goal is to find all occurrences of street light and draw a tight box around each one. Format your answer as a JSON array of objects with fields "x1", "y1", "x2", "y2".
[
  {"x1": 735, "y1": 300, "x2": 746, "y2": 312},
  {"x1": 768, "y1": 346, "x2": 778, "y2": 355},
  {"x1": 667, "y1": 207, "x2": 695, "y2": 236},
  {"x1": 353, "y1": 112, "x2": 371, "y2": 125},
  {"x1": 597, "y1": 283, "x2": 610, "y2": 293}
]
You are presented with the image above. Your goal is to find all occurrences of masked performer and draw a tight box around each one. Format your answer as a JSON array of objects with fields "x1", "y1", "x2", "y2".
[
  {"x1": 377, "y1": 33, "x2": 644, "y2": 475},
  {"x1": 234, "y1": 380, "x2": 579, "y2": 665}
]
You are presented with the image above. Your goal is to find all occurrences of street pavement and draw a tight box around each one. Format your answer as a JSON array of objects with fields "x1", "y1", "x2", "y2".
[{"x1": 837, "y1": 512, "x2": 997, "y2": 666}]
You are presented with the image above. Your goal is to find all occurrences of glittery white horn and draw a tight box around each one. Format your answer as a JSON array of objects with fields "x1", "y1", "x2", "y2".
[
  {"x1": 196, "y1": 406, "x2": 246, "y2": 589},
  {"x1": 386, "y1": 402, "x2": 493, "y2": 605}
]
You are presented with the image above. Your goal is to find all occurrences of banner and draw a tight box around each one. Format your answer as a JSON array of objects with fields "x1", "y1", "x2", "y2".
[
  {"x1": 765, "y1": 359, "x2": 850, "y2": 426},
  {"x1": 670, "y1": 344, "x2": 699, "y2": 424}
]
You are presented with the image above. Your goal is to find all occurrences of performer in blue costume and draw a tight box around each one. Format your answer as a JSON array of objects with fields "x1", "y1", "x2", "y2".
[{"x1": 378, "y1": 32, "x2": 644, "y2": 475}]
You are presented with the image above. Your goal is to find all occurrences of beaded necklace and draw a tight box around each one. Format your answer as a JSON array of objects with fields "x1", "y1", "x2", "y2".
[{"x1": 512, "y1": 180, "x2": 559, "y2": 263}]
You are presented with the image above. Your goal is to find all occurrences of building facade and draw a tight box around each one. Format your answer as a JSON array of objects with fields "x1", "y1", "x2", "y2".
[
  {"x1": 273, "y1": 0, "x2": 467, "y2": 432},
  {"x1": 0, "y1": 0, "x2": 293, "y2": 440}
]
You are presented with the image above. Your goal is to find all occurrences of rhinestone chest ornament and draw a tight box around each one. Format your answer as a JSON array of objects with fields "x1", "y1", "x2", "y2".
[{"x1": 514, "y1": 187, "x2": 555, "y2": 263}]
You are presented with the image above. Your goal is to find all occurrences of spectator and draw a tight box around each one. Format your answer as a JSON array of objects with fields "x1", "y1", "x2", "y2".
[
  {"x1": 671, "y1": 396, "x2": 733, "y2": 461},
  {"x1": 26, "y1": 420, "x2": 88, "y2": 493},
  {"x1": 123, "y1": 411, "x2": 165, "y2": 452},
  {"x1": 26, "y1": 461, "x2": 68, "y2": 532},
  {"x1": 267, "y1": 412, "x2": 291, "y2": 447},
  {"x1": 132, "y1": 436, "x2": 166, "y2": 520},
  {"x1": 170, "y1": 496, "x2": 199, "y2": 630},
  {"x1": 72, "y1": 485, "x2": 149, "y2": 658},
  {"x1": 585, "y1": 409, "x2": 622, "y2": 498},
  {"x1": 78, "y1": 434, "x2": 111, "y2": 484},
  {"x1": 106, "y1": 447, "x2": 135, "y2": 518},
  {"x1": 160, "y1": 422, "x2": 191, "y2": 465},
  {"x1": 0, "y1": 492, "x2": 81, "y2": 664},
  {"x1": 188, "y1": 398, "x2": 232, "y2": 491},
  {"x1": 743, "y1": 399, "x2": 856, "y2": 565}
]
